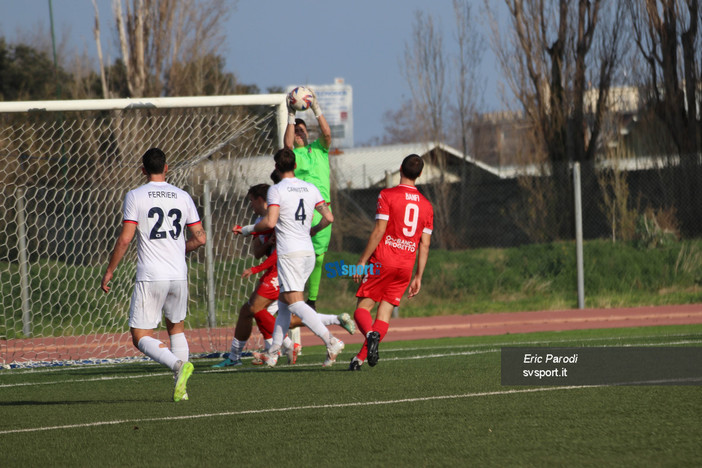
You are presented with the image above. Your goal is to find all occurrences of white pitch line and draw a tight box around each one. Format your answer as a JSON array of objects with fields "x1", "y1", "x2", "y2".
[
  {"x1": 4, "y1": 330, "x2": 696, "y2": 376},
  {"x1": 2, "y1": 336, "x2": 700, "y2": 387},
  {"x1": 388, "y1": 333, "x2": 702, "y2": 353},
  {"x1": 0, "y1": 372, "x2": 170, "y2": 388},
  {"x1": 5, "y1": 328, "x2": 701, "y2": 374},
  {"x1": 0, "y1": 350, "x2": 494, "y2": 388},
  {"x1": 0, "y1": 385, "x2": 602, "y2": 435}
]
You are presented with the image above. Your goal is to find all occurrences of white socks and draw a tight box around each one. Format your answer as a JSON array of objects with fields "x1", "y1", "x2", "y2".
[
  {"x1": 317, "y1": 313, "x2": 340, "y2": 326},
  {"x1": 270, "y1": 301, "x2": 292, "y2": 355},
  {"x1": 229, "y1": 338, "x2": 246, "y2": 361},
  {"x1": 288, "y1": 301, "x2": 332, "y2": 346},
  {"x1": 137, "y1": 335, "x2": 180, "y2": 371},
  {"x1": 170, "y1": 332, "x2": 189, "y2": 363},
  {"x1": 288, "y1": 327, "x2": 301, "y2": 346}
]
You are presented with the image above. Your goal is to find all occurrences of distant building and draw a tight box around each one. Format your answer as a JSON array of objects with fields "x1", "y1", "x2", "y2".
[
  {"x1": 471, "y1": 110, "x2": 541, "y2": 168},
  {"x1": 331, "y1": 142, "x2": 497, "y2": 189},
  {"x1": 469, "y1": 86, "x2": 675, "y2": 165}
]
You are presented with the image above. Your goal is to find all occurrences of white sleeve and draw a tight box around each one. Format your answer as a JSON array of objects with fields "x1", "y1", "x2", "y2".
[
  {"x1": 122, "y1": 190, "x2": 137, "y2": 223},
  {"x1": 184, "y1": 193, "x2": 201, "y2": 226},
  {"x1": 312, "y1": 185, "x2": 324, "y2": 206},
  {"x1": 267, "y1": 185, "x2": 281, "y2": 206}
]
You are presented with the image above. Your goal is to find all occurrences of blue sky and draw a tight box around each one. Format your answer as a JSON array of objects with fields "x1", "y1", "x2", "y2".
[{"x1": 0, "y1": 0, "x2": 506, "y2": 146}]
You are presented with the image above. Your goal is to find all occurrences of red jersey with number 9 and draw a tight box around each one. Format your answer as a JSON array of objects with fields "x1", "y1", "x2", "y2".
[{"x1": 371, "y1": 184, "x2": 434, "y2": 270}]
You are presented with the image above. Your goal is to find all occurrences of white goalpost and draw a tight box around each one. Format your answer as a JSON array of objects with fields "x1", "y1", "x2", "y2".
[{"x1": 0, "y1": 94, "x2": 287, "y2": 367}]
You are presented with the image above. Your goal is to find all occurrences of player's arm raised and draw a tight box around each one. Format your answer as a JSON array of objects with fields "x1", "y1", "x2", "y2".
[
  {"x1": 408, "y1": 231, "x2": 431, "y2": 298},
  {"x1": 283, "y1": 93, "x2": 296, "y2": 149},
  {"x1": 310, "y1": 89, "x2": 332, "y2": 150},
  {"x1": 353, "y1": 219, "x2": 387, "y2": 283},
  {"x1": 311, "y1": 202, "x2": 334, "y2": 237},
  {"x1": 101, "y1": 221, "x2": 137, "y2": 293}
]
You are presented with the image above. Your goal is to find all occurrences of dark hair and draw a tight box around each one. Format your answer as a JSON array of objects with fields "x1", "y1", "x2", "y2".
[
  {"x1": 274, "y1": 147, "x2": 296, "y2": 173},
  {"x1": 142, "y1": 147, "x2": 166, "y2": 175},
  {"x1": 401, "y1": 154, "x2": 424, "y2": 180},
  {"x1": 294, "y1": 118, "x2": 307, "y2": 129},
  {"x1": 270, "y1": 169, "x2": 282, "y2": 184},
  {"x1": 247, "y1": 183, "x2": 270, "y2": 200}
]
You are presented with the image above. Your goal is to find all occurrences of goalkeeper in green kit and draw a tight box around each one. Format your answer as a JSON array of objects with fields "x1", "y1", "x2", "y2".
[{"x1": 284, "y1": 87, "x2": 332, "y2": 311}]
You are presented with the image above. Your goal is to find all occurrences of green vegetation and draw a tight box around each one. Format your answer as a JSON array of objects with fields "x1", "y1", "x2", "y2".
[
  {"x1": 3, "y1": 239, "x2": 702, "y2": 338},
  {"x1": 318, "y1": 239, "x2": 702, "y2": 317},
  {"x1": 1, "y1": 325, "x2": 701, "y2": 467}
]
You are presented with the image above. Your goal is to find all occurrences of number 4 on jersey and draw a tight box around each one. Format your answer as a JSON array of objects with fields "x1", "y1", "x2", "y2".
[{"x1": 295, "y1": 198, "x2": 307, "y2": 224}]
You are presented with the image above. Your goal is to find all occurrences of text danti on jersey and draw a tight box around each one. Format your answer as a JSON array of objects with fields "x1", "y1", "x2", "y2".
[{"x1": 324, "y1": 260, "x2": 382, "y2": 279}]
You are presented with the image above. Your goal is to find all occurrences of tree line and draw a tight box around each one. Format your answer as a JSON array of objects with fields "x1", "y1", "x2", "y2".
[
  {"x1": 0, "y1": 0, "x2": 271, "y2": 102},
  {"x1": 381, "y1": 0, "x2": 702, "y2": 244},
  {"x1": 2, "y1": 0, "x2": 701, "y2": 243}
]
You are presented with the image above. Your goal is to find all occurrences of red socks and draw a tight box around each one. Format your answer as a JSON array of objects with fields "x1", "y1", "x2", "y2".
[
  {"x1": 353, "y1": 308, "x2": 389, "y2": 362},
  {"x1": 373, "y1": 320, "x2": 389, "y2": 340},
  {"x1": 254, "y1": 310, "x2": 275, "y2": 339},
  {"x1": 353, "y1": 308, "x2": 373, "y2": 336}
]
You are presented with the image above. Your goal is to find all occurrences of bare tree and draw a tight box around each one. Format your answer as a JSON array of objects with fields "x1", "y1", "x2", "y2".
[
  {"x1": 403, "y1": 11, "x2": 447, "y2": 143},
  {"x1": 394, "y1": 4, "x2": 485, "y2": 248},
  {"x1": 108, "y1": 0, "x2": 232, "y2": 98},
  {"x1": 625, "y1": 0, "x2": 702, "y2": 236},
  {"x1": 488, "y1": 0, "x2": 627, "y2": 240},
  {"x1": 91, "y1": 0, "x2": 109, "y2": 98},
  {"x1": 452, "y1": 0, "x2": 484, "y2": 227},
  {"x1": 380, "y1": 100, "x2": 423, "y2": 145},
  {"x1": 626, "y1": 0, "x2": 701, "y2": 156},
  {"x1": 453, "y1": 0, "x2": 483, "y2": 158},
  {"x1": 401, "y1": 11, "x2": 454, "y2": 248}
]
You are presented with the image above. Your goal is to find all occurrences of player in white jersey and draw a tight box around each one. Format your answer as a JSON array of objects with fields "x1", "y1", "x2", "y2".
[
  {"x1": 233, "y1": 148, "x2": 345, "y2": 367},
  {"x1": 101, "y1": 148, "x2": 206, "y2": 401}
]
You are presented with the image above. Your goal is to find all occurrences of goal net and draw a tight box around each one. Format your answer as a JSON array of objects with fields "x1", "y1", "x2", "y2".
[{"x1": 0, "y1": 95, "x2": 287, "y2": 367}]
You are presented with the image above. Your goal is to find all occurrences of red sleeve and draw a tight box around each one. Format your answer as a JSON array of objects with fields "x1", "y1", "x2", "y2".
[
  {"x1": 250, "y1": 249, "x2": 277, "y2": 274},
  {"x1": 424, "y1": 198, "x2": 434, "y2": 232},
  {"x1": 376, "y1": 190, "x2": 389, "y2": 217}
]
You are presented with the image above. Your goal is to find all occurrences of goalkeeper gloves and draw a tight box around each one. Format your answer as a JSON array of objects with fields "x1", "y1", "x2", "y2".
[
  {"x1": 286, "y1": 94, "x2": 296, "y2": 125},
  {"x1": 310, "y1": 89, "x2": 323, "y2": 118}
]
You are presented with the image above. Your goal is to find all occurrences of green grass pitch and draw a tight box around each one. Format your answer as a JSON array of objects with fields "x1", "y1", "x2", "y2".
[{"x1": 1, "y1": 325, "x2": 701, "y2": 467}]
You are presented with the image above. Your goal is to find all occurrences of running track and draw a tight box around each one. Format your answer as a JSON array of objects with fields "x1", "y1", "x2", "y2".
[
  {"x1": 5, "y1": 304, "x2": 702, "y2": 364},
  {"x1": 337, "y1": 303, "x2": 702, "y2": 345}
]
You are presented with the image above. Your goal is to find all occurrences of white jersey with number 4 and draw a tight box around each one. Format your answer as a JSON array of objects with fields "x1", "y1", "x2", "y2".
[
  {"x1": 123, "y1": 181, "x2": 201, "y2": 281},
  {"x1": 267, "y1": 177, "x2": 324, "y2": 256}
]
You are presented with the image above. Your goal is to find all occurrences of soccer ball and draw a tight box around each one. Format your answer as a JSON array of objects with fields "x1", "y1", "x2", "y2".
[{"x1": 288, "y1": 86, "x2": 314, "y2": 111}]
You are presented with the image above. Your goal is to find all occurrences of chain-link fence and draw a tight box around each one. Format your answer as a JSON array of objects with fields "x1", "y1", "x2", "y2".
[
  {"x1": 2, "y1": 95, "x2": 700, "y2": 366},
  {"x1": 0, "y1": 97, "x2": 285, "y2": 365},
  {"x1": 329, "y1": 155, "x2": 702, "y2": 252}
]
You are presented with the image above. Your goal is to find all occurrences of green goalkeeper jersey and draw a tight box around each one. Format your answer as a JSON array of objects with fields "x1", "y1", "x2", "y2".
[{"x1": 294, "y1": 139, "x2": 330, "y2": 202}]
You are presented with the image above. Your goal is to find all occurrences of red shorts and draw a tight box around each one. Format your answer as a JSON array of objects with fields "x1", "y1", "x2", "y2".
[
  {"x1": 255, "y1": 270, "x2": 279, "y2": 301},
  {"x1": 355, "y1": 264, "x2": 411, "y2": 306}
]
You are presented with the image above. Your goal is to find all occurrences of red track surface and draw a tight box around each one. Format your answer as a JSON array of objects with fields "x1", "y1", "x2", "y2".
[{"x1": 4, "y1": 304, "x2": 702, "y2": 364}]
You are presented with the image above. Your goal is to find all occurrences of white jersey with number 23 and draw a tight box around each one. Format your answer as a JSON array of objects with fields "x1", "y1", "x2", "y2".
[{"x1": 123, "y1": 181, "x2": 201, "y2": 281}]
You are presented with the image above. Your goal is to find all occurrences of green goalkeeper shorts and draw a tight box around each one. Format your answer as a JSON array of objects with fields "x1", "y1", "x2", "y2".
[{"x1": 311, "y1": 207, "x2": 331, "y2": 255}]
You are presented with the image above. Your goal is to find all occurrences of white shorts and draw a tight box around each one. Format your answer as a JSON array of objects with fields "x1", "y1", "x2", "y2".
[
  {"x1": 129, "y1": 280, "x2": 188, "y2": 329},
  {"x1": 266, "y1": 300, "x2": 279, "y2": 315},
  {"x1": 277, "y1": 254, "x2": 315, "y2": 293}
]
